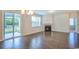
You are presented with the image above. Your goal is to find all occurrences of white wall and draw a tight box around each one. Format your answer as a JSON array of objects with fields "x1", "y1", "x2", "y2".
[
  {"x1": 53, "y1": 13, "x2": 70, "y2": 32},
  {"x1": 0, "y1": 10, "x2": 2, "y2": 41},
  {"x1": 76, "y1": 12, "x2": 79, "y2": 33},
  {"x1": 42, "y1": 14, "x2": 53, "y2": 25}
]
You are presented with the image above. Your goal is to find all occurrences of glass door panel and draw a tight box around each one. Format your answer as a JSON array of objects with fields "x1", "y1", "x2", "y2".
[
  {"x1": 4, "y1": 12, "x2": 14, "y2": 39},
  {"x1": 14, "y1": 14, "x2": 21, "y2": 37}
]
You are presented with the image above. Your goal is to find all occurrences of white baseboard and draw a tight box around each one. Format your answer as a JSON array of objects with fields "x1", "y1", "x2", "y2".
[
  {"x1": 52, "y1": 30, "x2": 79, "y2": 34},
  {"x1": 52, "y1": 30, "x2": 69, "y2": 33}
]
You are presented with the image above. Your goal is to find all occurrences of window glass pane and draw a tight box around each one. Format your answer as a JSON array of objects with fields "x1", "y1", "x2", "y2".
[
  {"x1": 4, "y1": 12, "x2": 13, "y2": 39},
  {"x1": 70, "y1": 18, "x2": 74, "y2": 25},
  {"x1": 14, "y1": 14, "x2": 21, "y2": 37},
  {"x1": 32, "y1": 16, "x2": 41, "y2": 27}
]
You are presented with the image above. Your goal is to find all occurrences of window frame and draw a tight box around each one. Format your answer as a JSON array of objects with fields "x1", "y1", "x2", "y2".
[{"x1": 31, "y1": 15, "x2": 42, "y2": 28}]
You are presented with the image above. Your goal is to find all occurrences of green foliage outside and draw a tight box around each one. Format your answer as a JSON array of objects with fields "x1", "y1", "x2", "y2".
[{"x1": 5, "y1": 18, "x2": 20, "y2": 33}]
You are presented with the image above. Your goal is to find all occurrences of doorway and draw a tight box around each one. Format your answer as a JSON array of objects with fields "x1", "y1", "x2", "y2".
[
  {"x1": 4, "y1": 12, "x2": 21, "y2": 40},
  {"x1": 69, "y1": 17, "x2": 77, "y2": 32}
]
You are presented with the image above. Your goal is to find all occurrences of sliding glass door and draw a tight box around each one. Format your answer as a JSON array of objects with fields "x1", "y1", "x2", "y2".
[
  {"x1": 4, "y1": 12, "x2": 14, "y2": 39},
  {"x1": 14, "y1": 14, "x2": 21, "y2": 37},
  {"x1": 4, "y1": 12, "x2": 21, "y2": 40}
]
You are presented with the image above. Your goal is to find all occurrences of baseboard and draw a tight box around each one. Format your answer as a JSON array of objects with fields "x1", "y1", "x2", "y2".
[
  {"x1": 52, "y1": 30, "x2": 79, "y2": 34},
  {"x1": 22, "y1": 31, "x2": 43, "y2": 36},
  {"x1": 52, "y1": 30, "x2": 69, "y2": 33}
]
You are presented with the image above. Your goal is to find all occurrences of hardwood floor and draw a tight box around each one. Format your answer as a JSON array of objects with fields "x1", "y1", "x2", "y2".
[{"x1": 0, "y1": 31, "x2": 79, "y2": 49}]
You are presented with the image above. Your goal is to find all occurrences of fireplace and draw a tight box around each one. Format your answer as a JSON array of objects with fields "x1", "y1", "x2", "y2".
[{"x1": 45, "y1": 25, "x2": 51, "y2": 32}]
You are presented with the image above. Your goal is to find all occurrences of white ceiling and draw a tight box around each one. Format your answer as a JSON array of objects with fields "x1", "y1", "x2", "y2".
[
  {"x1": 34, "y1": 10, "x2": 49, "y2": 15},
  {"x1": 34, "y1": 10, "x2": 78, "y2": 15}
]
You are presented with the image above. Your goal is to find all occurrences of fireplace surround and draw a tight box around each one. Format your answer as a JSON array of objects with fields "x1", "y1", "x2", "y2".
[{"x1": 45, "y1": 25, "x2": 51, "y2": 32}]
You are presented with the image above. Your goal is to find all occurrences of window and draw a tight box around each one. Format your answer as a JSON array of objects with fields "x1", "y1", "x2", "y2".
[
  {"x1": 70, "y1": 18, "x2": 75, "y2": 26},
  {"x1": 69, "y1": 18, "x2": 77, "y2": 31},
  {"x1": 32, "y1": 16, "x2": 41, "y2": 27}
]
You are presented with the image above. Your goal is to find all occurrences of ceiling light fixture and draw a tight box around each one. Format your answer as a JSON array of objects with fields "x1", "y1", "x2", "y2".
[
  {"x1": 27, "y1": 10, "x2": 34, "y2": 15},
  {"x1": 21, "y1": 10, "x2": 34, "y2": 15}
]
